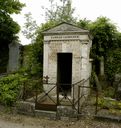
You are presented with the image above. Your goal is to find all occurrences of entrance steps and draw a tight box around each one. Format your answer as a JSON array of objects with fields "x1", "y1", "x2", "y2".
[
  {"x1": 16, "y1": 93, "x2": 78, "y2": 120},
  {"x1": 16, "y1": 101, "x2": 78, "y2": 120}
]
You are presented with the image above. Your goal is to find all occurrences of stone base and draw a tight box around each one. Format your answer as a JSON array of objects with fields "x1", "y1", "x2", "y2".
[
  {"x1": 16, "y1": 101, "x2": 78, "y2": 120},
  {"x1": 57, "y1": 106, "x2": 78, "y2": 120},
  {"x1": 35, "y1": 110, "x2": 56, "y2": 120},
  {"x1": 16, "y1": 101, "x2": 35, "y2": 116}
]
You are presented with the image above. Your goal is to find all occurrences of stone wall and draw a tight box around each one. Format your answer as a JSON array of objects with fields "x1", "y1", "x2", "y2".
[{"x1": 43, "y1": 34, "x2": 92, "y2": 96}]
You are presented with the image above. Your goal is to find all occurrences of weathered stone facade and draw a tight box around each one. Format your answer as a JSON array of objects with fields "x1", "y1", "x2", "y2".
[{"x1": 43, "y1": 22, "x2": 92, "y2": 97}]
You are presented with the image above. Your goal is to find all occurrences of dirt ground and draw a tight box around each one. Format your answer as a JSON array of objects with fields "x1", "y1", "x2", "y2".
[{"x1": 0, "y1": 109, "x2": 121, "y2": 128}]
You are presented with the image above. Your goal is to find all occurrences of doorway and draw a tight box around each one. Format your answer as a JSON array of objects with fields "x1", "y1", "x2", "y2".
[{"x1": 57, "y1": 53, "x2": 72, "y2": 95}]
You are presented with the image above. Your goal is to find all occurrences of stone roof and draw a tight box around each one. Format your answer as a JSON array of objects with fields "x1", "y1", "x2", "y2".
[{"x1": 42, "y1": 22, "x2": 89, "y2": 35}]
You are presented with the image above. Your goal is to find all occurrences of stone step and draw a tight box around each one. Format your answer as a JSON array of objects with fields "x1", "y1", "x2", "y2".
[{"x1": 16, "y1": 101, "x2": 35, "y2": 115}]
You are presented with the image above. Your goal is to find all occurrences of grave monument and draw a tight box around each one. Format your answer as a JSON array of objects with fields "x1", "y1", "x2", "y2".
[{"x1": 42, "y1": 22, "x2": 92, "y2": 99}]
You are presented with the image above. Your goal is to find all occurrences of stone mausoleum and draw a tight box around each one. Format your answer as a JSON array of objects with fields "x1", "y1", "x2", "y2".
[
  {"x1": 16, "y1": 22, "x2": 93, "y2": 118},
  {"x1": 43, "y1": 22, "x2": 92, "y2": 99}
]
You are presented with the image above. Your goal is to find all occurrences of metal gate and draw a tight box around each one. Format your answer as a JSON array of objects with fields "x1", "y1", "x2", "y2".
[{"x1": 21, "y1": 78, "x2": 98, "y2": 115}]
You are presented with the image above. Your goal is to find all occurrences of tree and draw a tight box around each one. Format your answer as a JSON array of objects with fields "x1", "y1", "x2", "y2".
[
  {"x1": 105, "y1": 49, "x2": 121, "y2": 84},
  {"x1": 22, "y1": 13, "x2": 43, "y2": 76},
  {"x1": 77, "y1": 18, "x2": 91, "y2": 29},
  {"x1": 77, "y1": 16, "x2": 121, "y2": 84},
  {"x1": 0, "y1": 0, "x2": 24, "y2": 14},
  {"x1": 21, "y1": 0, "x2": 77, "y2": 76},
  {"x1": 45, "y1": 0, "x2": 76, "y2": 23},
  {"x1": 90, "y1": 17, "x2": 118, "y2": 57},
  {"x1": 0, "y1": 0, "x2": 25, "y2": 45},
  {"x1": 90, "y1": 17, "x2": 119, "y2": 75},
  {"x1": 22, "y1": 12, "x2": 38, "y2": 42},
  {"x1": 0, "y1": 0, "x2": 25, "y2": 73}
]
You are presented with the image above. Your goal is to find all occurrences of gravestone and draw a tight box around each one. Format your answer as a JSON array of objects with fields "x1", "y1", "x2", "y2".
[
  {"x1": 114, "y1": 74, "x2": 121, "y2": 100},
  {"x1": 7, "y1": 42, "x2": 22, "y2": 72}
]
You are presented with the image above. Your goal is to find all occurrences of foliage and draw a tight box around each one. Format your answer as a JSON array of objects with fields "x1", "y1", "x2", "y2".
[
  {"x1": 0, "y1": 15, "x2": 20, "y2": 45},
  {"x1": 0, "y1": 73, "x2": 27, "y2": 106},
  {"x1": 91, "y1": 17, "x2": 121, "y2": 81},
  {"x1": 78, "y1": 17, "x2": 121, "y2": 82},
  {"x1": 105, "y1": 49, "x2": 121, "y2": 83},
  {"x1": 98, "y1": 97, "x2": 121, "y2": 110},
  {"x1": 77, "y1": 18, "x2": 91, "y2": 29},
  {"x1": 21, "y1": 43, "x2": 42, "y2": 77},
  {"x1": 18, "y1": 68, "x2": 43, "y2": 100},
  {"x1": 90, "y1": 17, "x2": 118, "y2": 59},
  {"x1": 102, "y1": 87, "x2": 115, "y2": 98},
  {"x1": 0, "y1": 69, "x2": 43, "y2": 106},
  {"x1": 30, "y1": 42, "x2": 43, "y2": 76},
  {"x1": 22, "y1": 12, "x2": 38, "y2": 42},
  {"x1": 0, "y1": 0, "x2": 25, "y2": 14},
  {"x1": 46, "y1": 0, "x2": 76, "y2": 23},
  {"x1": 22, "y1": 77, "x2": 43, "y2": 100},
  {"x1": 0, "y1": 14, "x2": 20, "y2": 73},
  {"x1": 22, "y1": 12, "x2": 43, "y2": 76},
  {"x1": 0, "y1": 0, "x2": 25, "y2": 45},
  {"x1": 0, "y1": 0, "x2": 25, "y2": 73}
]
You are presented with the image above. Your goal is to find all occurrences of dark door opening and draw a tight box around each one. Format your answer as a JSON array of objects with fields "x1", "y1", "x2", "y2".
[{"x1": 57, "y1": 53, "x2": 72, "y2": 95}]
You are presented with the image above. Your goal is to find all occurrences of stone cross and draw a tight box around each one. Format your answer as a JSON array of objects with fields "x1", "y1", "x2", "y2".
[{"x1": 43, "y1": 75, "x2": 49, "y2": 84}]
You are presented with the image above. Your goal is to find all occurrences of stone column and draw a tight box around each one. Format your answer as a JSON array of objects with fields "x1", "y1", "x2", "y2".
[{"x1": 43, "y1": 41, "x2": 49, "y2": 77}]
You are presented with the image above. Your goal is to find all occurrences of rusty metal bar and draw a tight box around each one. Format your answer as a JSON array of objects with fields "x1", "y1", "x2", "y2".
[
  {"x1": 56, "y1": 83, "x2": 59, "y2": 105},
  {"x1": 72, "y1": 84, "x2": 75, "y2": 108},
  {"x1": 95, "y1": 88, "x2": 98, "y2": 115},
  {"x1": 78, "y1": 85, "x2": 80, "y2": 114},
  {"x1": 72, "y1": 79, "x2": 85, "y2": 86},
  {"x1": 23, "y1": 83, "x2": 26, "y2": 101},
  {"x1": 35, "y1": 85, "x2": 38, "y2": 106}
]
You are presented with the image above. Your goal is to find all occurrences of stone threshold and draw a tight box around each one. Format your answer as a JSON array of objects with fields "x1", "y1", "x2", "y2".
[{"x1": 94, "y1": 114, "x2": 121, "y2": 122}]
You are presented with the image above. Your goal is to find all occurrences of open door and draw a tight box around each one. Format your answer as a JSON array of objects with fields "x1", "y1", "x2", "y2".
[{"x1": 57, "y1": 53, "x2": 72, "y2": 96}]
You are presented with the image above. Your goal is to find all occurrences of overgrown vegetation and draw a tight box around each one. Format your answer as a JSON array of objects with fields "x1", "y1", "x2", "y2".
[
  {"x1": 0, "y1": 73, "x2": 27, "y2": 106},
  {"x1": 0, "y1": 70, "x2": 43, "y2": 106},
  {"x1": 0, "y1": 0, "x2": 25, "y2": 73},
  {"x1": 97, "y1": 96, "x2": 121, "y2": 116},
  {"x1": 77, "y1": 17, "x2": 121, "y2": 82},
  {"x1": 1, "y1": 0, "x2": 121, "y2": 107},
  {"x1": 105, "y1": 49, "x2": 121, "y2": 84}
]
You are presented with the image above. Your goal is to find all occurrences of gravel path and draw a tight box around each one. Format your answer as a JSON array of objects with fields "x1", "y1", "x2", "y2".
[
  {"x1": 0, "y1": 109, "x2": 121, "y2": 128},
  {"x1": 0, "y1": 119, "x2": 41, "y2": 128}
]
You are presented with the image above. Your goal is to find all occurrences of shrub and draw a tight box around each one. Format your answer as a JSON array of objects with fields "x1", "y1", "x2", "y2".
[{"x1": 0, "y1": 73, "x2": 27, "y2": 106}]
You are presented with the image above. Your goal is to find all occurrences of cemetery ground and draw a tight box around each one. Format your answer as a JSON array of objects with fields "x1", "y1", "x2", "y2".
[{"x1": 0, "y1": 105, "x2": 121, "y2": 128}]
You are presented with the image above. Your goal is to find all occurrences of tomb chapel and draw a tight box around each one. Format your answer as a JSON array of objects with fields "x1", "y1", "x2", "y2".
[{"x1": 42, "y1": 22, "x2": 92, "y2": 97}]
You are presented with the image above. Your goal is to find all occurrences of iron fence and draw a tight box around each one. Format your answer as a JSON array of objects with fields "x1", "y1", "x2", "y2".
[
  {"x1": 20, "y1": 77, "x2": 100, "y2": 115},
  {"x1": 22, "y1": 77, "x2": 121, "y2": 118}
]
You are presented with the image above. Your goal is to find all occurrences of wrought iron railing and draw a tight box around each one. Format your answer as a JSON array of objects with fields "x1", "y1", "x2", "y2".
[{"x1": 21, "y1": 77, "x2": 99, "y2": 115}]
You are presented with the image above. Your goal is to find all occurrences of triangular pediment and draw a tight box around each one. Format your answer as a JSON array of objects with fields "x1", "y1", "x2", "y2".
[{"x1": 42, "y1": 22, "x2": 89, "y2": 34}]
